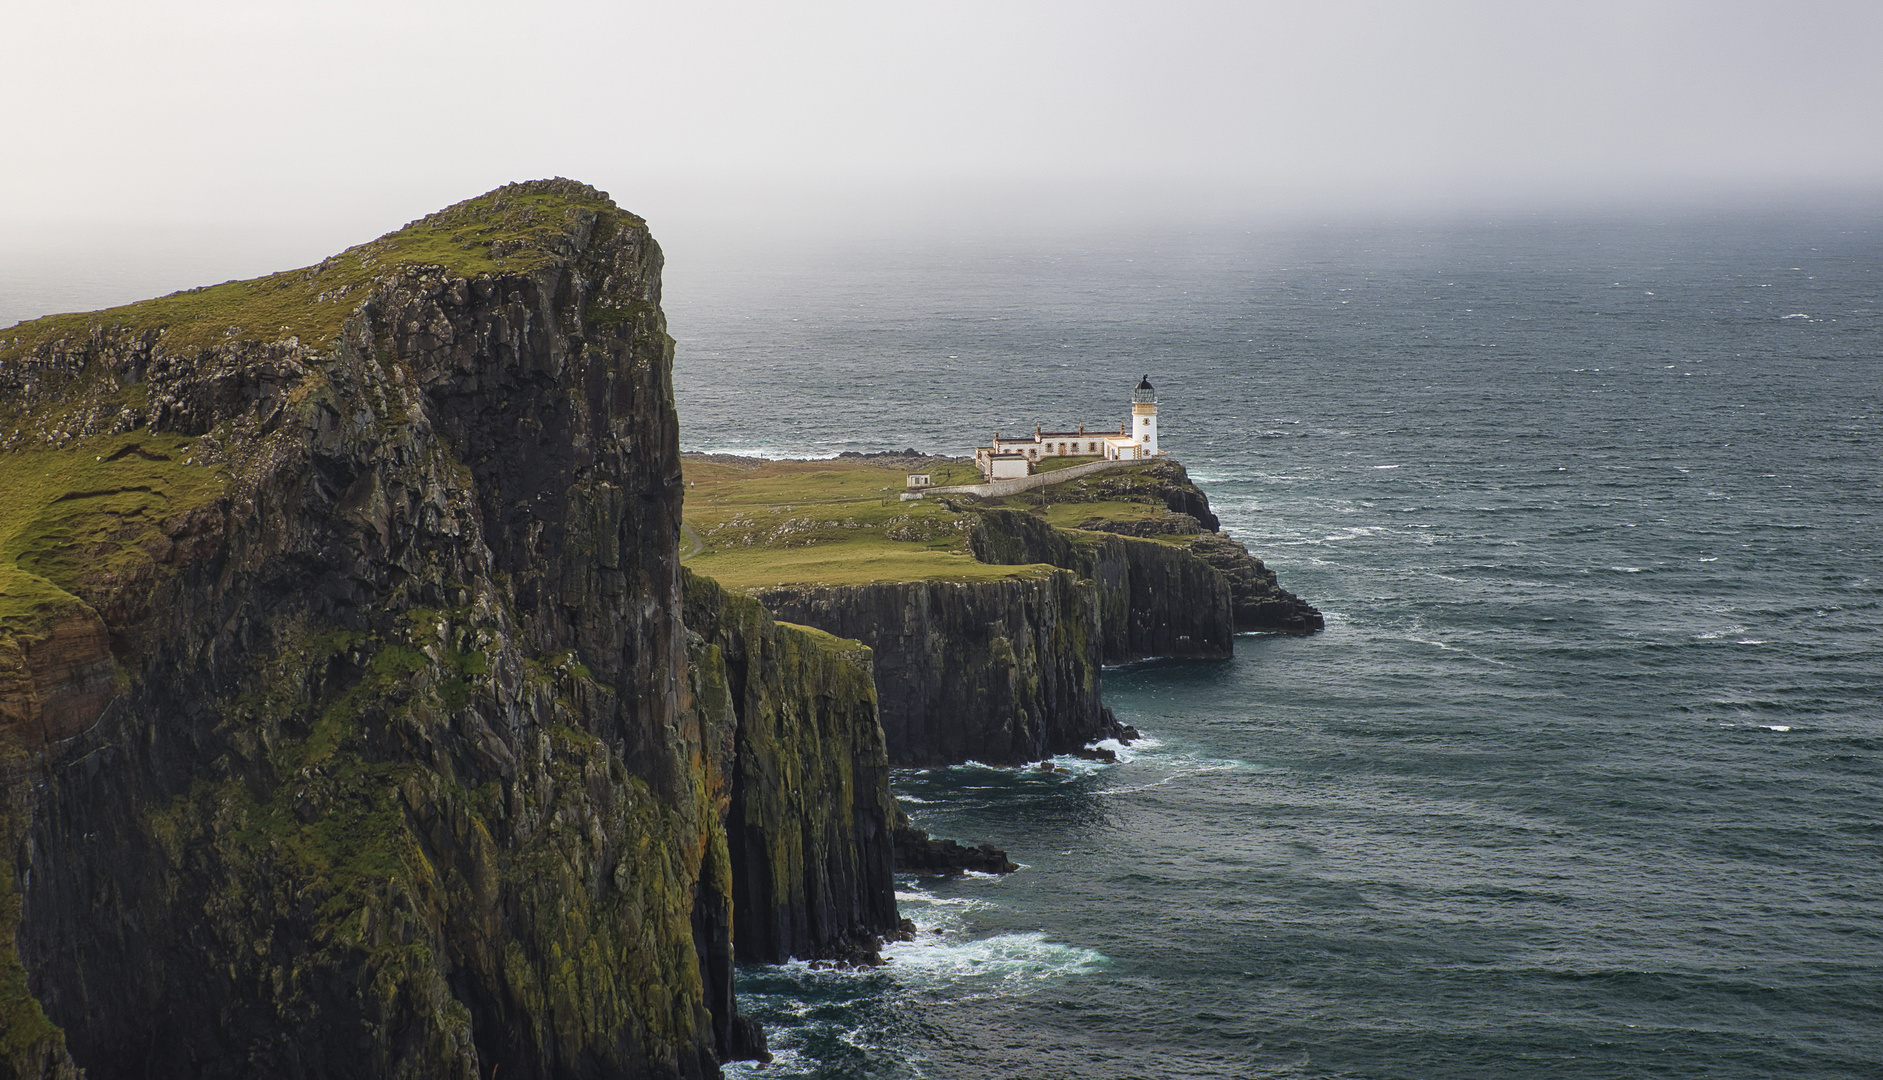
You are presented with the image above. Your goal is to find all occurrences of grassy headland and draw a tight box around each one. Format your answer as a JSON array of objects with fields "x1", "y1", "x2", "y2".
[
  {"x1": 679, "y1": 454, "x2": 1203, "y2": 590},
  {"x1": 680, "y1": 455, "x2": 1049, "y2": 589},
  {"x1": 0, "y1": 180, "x2": 627, "y2": 649},
  {"x1": 0, "y1": 183, "x2": 625, "y2": 360}
]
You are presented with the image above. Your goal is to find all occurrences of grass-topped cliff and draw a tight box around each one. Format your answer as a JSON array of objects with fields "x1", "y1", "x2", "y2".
[
  {"x1": 0, "y1": 184, "x2": 624, "y2": 367},
  {"x1": 678, "y1": 454, "x2": 1220, "y2": 590},
  {"x1": 680, "y1": 456, "x2": 1043, "y2": 589},
  {"x1": 0, "y1": 180, "x2": 909, "y2": 1079},
  {"x1": 0, "y1": 179, "x2": 645, "y2": 743},
  {"x1": 683, "y1": 452, "x2": 1320, "y2": 767}
]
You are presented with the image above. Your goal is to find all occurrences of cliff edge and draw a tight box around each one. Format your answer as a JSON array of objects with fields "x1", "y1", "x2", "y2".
[
  {"x1": 679, "y1": 454, "x2": 1320, "y2": 767},
  {"x1": 0, "y1": 181, "x2": 895, "y2": 1078}
]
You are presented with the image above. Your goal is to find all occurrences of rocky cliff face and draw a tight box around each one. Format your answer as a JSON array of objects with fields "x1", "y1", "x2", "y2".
[
  {"x1": 966, "y1": 509, "x2": 1235, "y2": 663},
  {"x1": 1186, "y1": 533, "x2": 1324, "y2": 634},
  {"x1": 993, "y1": 460, "x2": 1325, "y2": 635},
  {"x1": 680, "y1": 571, "x2": 898, "y2": 964},
  {"x1": 753, "y1": 573, "x2": 1104, "y2": 768},
  {"x1": 735, "y1": 466, "x2": 1320, "y2": 768},
  {"x1": 0, "y1": 181, "x2": 894, "y2": 1078}
]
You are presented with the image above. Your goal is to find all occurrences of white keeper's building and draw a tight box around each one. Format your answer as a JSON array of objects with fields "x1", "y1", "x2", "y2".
[{"x1": 974, "y1": 376, "x2": 1162, "y2": 480}]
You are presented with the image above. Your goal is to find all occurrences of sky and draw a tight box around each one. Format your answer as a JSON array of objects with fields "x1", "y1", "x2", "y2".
[{"x1": 3, "y1": 0, "x2": 1881, "y2": 321}]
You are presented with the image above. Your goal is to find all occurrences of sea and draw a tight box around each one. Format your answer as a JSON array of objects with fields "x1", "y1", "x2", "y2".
[
  {"x1": 5, "y1": 201, "x2": 1879, "y2": 1079},
  {"x1": 662, "y1": 205, "x2": 1883, "y2": 1079}
]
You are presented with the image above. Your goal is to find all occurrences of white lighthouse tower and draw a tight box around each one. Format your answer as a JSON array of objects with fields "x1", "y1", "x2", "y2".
[{"x1": 1131, "y1": 374, "x2": 1159, "y2": 455}]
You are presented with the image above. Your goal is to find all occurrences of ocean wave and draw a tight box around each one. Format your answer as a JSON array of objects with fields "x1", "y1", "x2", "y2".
[
  {"x1": 879, "y1": 929, "x2": 1108, "y2": 996},
  {"x1": 1043, "y1": 734, "x2": 1161, "y2": 773}
]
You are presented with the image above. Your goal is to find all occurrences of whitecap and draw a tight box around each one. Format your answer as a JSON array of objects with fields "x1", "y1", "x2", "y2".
[
  {"x1": 1781, "y1": 313, "x2": 1810, "y2": 319},
  {"x1": 1610, "y1": 566, "x2": 1645, "y2": 574},
  {"x1": 880, "y1": 930, "x2": 1108, "y2": 996},
  {"x1": 1091, "y1": 735, "x2": 1150, "y2": 761},
  {"x1": 724, "y1": 1046, "x2": 811, "y2": 1078},
  {"x1": 1041, "y1": 753, "x2": 1115, "y2": 778},
  {"x1": 895, "y1": 890, "x2": 996, "y2": 935},
  {"x1": 1764, "y1": 725, "x2": 1793, "y2": 732},
  {"x1": 1736, "y1": 639, "x2": 1767, "y2": 645}
]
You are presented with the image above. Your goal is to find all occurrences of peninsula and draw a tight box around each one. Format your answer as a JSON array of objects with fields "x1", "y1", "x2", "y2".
[
  {"x1": 678, "y1": 385, "x2": 1323, "y2": 767},
  {"x1": 0, "y1": 179, "x2": 1318, "y2": 1079}
]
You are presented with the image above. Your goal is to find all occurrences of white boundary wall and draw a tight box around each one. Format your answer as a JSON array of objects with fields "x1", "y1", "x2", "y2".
[{"x1": 921, "y1": 457, "x2": 1142, "y2": 499}]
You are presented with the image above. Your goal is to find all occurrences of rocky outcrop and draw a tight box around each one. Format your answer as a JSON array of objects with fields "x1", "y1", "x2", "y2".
[
  {"x1": 978, "y1": 458, "x2": 1324, "y2": 635},
  {"x1": 892, "y1": 810, "x2": 1018, "y2": 875},
  {"x1": 967, "y1": 509, "x2": 1235, "y2": 663},
  {"x1": 681, "y1": 571, "x2": 898, "y2": 966},
  {"x1": 737, "y1": 471, "x2": 1320, "y2": 767},
  {"x1": 753, "y1": 575, "x2": 1105, "y2": 768},
  {"x1": 1186, "y1": 533, "x2": 1325, "y2": 633},
  {"x1": 1074, "y1": 512, "x2": 1205, "y2": 537},
  {"x1": 0, "y1": 181, "x2": 897, "y2": 1079},
  {"x1": 0, "y1": 613, "x2": 117, "y2": 751},
  {"x1": 1060, "y1": 459, "x2": 1221, "y2": 530}
]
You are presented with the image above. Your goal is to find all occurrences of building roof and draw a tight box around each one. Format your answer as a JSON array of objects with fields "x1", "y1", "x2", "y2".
[{"x1": 1136, "y1": 374, "x2": 1154, "y2": 391}]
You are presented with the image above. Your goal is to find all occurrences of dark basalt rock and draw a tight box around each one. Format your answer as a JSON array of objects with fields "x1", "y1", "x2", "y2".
[
  {"x1": 0, "y1": 181, "x2": 900, "y2": 1080},
  {"x1": 967, "y1": 508, "x2": 1237, "y2": 664},
  {"x1": 892, "y1": 818, "x2": 1018, "y2": 875},
  {"x1": 1186, "y1": 532, "x2": 1325, "y2": 633},
  {"x1": 756, "y1": 575, "x2": 1106, "y2": 768},
  {"x1": 750, "y1": 469, "x2": 1319, "y2": 770},
  {"x1": 1074, "y1": 513, "x2": 1205, "y2": 537},
  {"x1": 681, "y1": 571, "x2": 901, "y2": 966}
]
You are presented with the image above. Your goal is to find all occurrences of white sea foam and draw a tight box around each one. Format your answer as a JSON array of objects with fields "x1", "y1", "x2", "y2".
[
  {"x1": 1765, "y1": 725, "x2": 1793, "y2": 732},
  {"x1": 879, "y1": 929, "x2": 1108, "y2": 996},
  {"x1": 686, "y1": 444, "x2": 840, "y2": 460},
  {"x1": 895, "y1": 889, "x2": 995, "y2": 935},
  {"x1": 1041, "y1": 752, "x2": 1113, "y2": 778},
  {"x1": 739, "y1": 885, "x2": 1113, "y2": 1001},
  {"x1": 723, "y1": 1046, "x2": 811, "y2": 1078}
]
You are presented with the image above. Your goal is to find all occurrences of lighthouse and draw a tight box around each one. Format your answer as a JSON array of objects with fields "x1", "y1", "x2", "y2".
[
  {"x1": 971, "y1": 374, "x2": 1165, "y2": 477},
  {"x1": 1131, "y1": 374, "x2": 1159, "y2": 456}
]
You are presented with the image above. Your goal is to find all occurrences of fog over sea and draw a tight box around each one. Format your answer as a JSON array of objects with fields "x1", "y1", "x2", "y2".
[{"x1": 665, "y1": 206, "x2": 1883, "y2": 1079}]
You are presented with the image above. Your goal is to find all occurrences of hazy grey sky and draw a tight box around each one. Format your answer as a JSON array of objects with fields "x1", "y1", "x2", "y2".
[{"x1": 3, "y1": 0, "x2": 1880, "y2": 283}]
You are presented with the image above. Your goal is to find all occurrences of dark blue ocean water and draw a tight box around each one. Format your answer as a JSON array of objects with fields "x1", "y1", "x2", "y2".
[{"x1": 667, "y1": 207, "x2": 1883, "y2": 1079}]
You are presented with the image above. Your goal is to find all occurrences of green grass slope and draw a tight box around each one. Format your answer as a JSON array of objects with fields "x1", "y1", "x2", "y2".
[
  {"x1": 680, "y1": 456, "x2": 1051, "y2": 589},
  {"x1": 0, "y1": 182, "x2": 624, "y2": 359}
]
